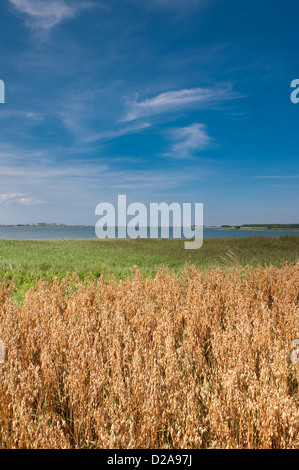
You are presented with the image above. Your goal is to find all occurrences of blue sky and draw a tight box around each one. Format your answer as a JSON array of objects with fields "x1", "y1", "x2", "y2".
[{"x1": 0, "y1": 0, "x2": 298, "y2": 225}]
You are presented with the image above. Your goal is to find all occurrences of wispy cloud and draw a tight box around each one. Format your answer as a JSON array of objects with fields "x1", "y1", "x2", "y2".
[
  {"x1": 0, "y1": 161, "x2": 108, "y2": 179},
  {"x1": 0, "y1": 109, "x2": 44, "y2": 121},
  {"x1": 84, "y1": 122, "x2": 152, "y2": 143},
  {"x1": 162, "y1": 123, "x2": 212, "y2": 159},
  {"x1": 121, "y1": 85, "x2": 239, "y2": 122},
  {"x1": 8, "y1": 0, "x2": 95, "y2": 32},
  {"x1": 0, "y1": 193, "x2": 43, "y2": 205},
  {"x1": 53, "y1": 84, "x2": 152, "y2": 143}
]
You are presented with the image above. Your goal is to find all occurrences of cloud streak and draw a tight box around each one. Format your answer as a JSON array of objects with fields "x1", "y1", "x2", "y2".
[
  {"x1": 121, "y1": 85, "x2": 239, "y2": 122},
  {"x1": 0, "y1": 193, "x2": 43, "y2": 205},
  {"x1": 84, "y1": 122, "x2": 152, "y2": 143},
  {"x1": 8, "y1": 0, "x2": 94, "y2": 31}
]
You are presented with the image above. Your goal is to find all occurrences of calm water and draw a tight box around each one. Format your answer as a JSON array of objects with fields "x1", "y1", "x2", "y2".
[{"x1": 0, "y1": 225, "x2": 298, "y2": 240}]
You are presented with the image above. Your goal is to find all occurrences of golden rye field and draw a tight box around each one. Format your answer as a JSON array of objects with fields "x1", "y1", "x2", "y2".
[{"x1": 0, "y1": 262, "x2": 298, "y2": 449}]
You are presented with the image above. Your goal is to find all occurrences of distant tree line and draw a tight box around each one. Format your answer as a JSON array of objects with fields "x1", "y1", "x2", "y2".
[
  {"x1": 221, "y1": 224, "x2": 299, "y2": 229},
  {"x1": 241, "y1": 224, "x2": 299, "y2": 229}
]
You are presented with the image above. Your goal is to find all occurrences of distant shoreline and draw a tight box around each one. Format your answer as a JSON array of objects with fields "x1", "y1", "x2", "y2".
[
  {"x1": 1, "y1": 224, "x2": 299, "y2": 232},
  {"x1": 0, "y1": 224, "x2": 91, "y2": 228},
  {"x1": 196, "y1": 226, "x2": 299, "y2": 231},
  {"x1": 216, "y1": 227, "x2": 299, "y2": 231}
]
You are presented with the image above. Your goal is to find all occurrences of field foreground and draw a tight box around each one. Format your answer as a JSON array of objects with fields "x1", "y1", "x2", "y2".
[
  {"x1": 0, "y1": 235, "x2": 298, "y2": 296},
  {"x1": 0, "y1": 263, "x2": 298, "y2": 449}
]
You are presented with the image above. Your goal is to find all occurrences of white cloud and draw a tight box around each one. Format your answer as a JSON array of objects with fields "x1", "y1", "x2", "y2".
[
  {"x1": 8, "y1": 0, "x2": 94, "y2": 31},
  {"x1": 0, "y1": 110, "x2": 44, "y2": 120},
  {"x1": 84, "y1": 122, "x2": 152, "y2": 143},
  {"x1": 0, "y1": 193, "x2": 43, "y2": 205},
  {"x1": 0, "y1": 163, "x2": 108, "y2": 179},
  {"x1": 162, "y1": 123, "x2": 212, "y2": 159},
  {"x1": 121, "y1": 85, "x2": 238, "y2": 122}
]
